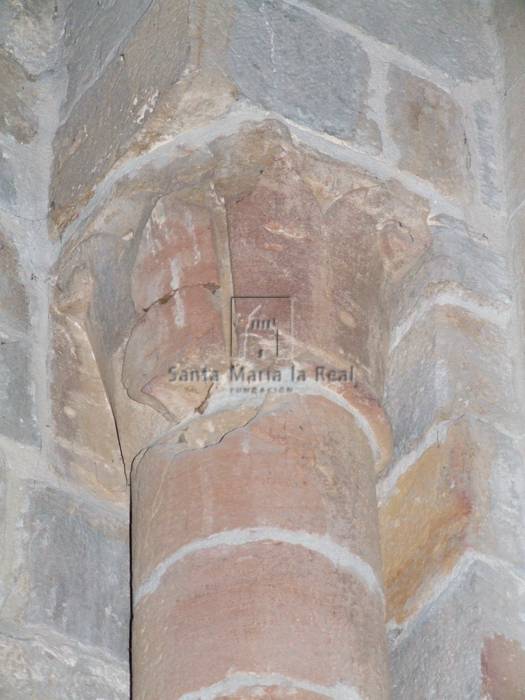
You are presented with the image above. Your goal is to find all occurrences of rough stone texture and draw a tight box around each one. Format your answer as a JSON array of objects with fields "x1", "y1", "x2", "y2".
[
  {"x1": 386, "y1": 214, "x2": 510, "y2": 335},
  {"x1": 469, "y1": 421, "x2": 525, "y2": 569},
  {"x1": 50, "y1": 0, "x2": 190, "y2": 235},
  {"x1": 387, "y1": 65, "x2": 468, "y2": 197},
  {"x1": 390, "y1": 560, "x2": 525, "y2": 699},
  {"x1": 0, "y1": 150, "x2": 17, "y2": 207},
  {"x1": 304, "y1": 0, "x2": 495, "y2": 81},
  {"x1": 110, "y1": 124, "x2": 396, "y2": 699},
  {"x1": 134, "y1": 542, "x2": 388, "y2": 700},
  {"x1": 3, "y1": 3, "x2": 525, "y2": 699},
  {"x1": 221, "y1": 125, "x2": 430, "y2": 391},
  {"x1": 131, "y1": 195, "x2": 221, "y2": 312},
  {"x1": 133, "y1": 394, "x2": 381, "y2": 590},
  {"x1": 482, "y1": 634, "x2": 525, "y2": 700},
  {"x1": 385, "y1": 306, "x2": 513, "y2": 459},
  {"x1": 0, "y1": 339, "x2": 38, "y2": 446},
  {"x1": 0, "y1": 627, "x2": 128, "y2": 700},
  {"x1": 50, "y1": 302, "x2": 126, "y2": 500},
  {"x1": 60, "y1": 0, "x2": 153, "y2": 113},
  {"x1": 0, "y1": 229, "x2": 29, "y2": 334},
  {"x1": 0, "y1": 48, "x2": 37, "y2": 144},
  {"x1": 504, "y1": 76, "x2": 525, "y2": 212},
  {"x1": 381, "y1": 417, "x2": 525, "y2": 627},
  {"x1": 124, "y1": 284, "x2": 226, "y2": 421},
  {"x1": 0, "y1": 0, "x2": 60, "y2": 75},
  {"x1": 57, "y1": 121, "x2": 432, "y2": 442},
  {"x1": 473, "y1": 99, "x2": 504, "y2": 210},
  {"x1": 380, "y1": 419, "x2": 473, "y2": 624},
  {"x1": 497, "y1": 0, "x2": 525, "y2": 92},
  {"x1": 19, "y1": 486, "x2": 129, "y2": 658},
  {"x1": 229, "y1": 0, "x2": 381, "y2": 149}
]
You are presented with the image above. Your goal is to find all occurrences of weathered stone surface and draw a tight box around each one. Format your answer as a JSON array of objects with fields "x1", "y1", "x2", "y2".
[
  {"x1": 0, "y1": 455, "x2": 8, "y2": 608},
  {"x1": 126, "y1": 67, "x2": 238, "y2": 157},
  {"x1": 380, "y1": 416, "x2": 525, "y2": 626},
  {"x1": 482, "y1": 634, "x2": 525, "y2": 700},
  {"x1": 505, "y1": 76, "x2": 525, "y2": 211},
  {"x1": 61, "y1": 0, "x2": 152, "y2": 112},
  {"x1": 469, "y1": 422, "x2": 525, "y2": 568},
  {"x1": 133, "y1": 394, "x2": 381, "y2": 589},
  {"x1": 51, "y1": 0, "x2": 190, "y2": 234},
  {"x1": 123, "y1": 284, "x2": 226, "y2": 420},
  {"x1": 0, "y1": 149, "x2": 16, "y2": 207},
  {"x1": 380, "y1": 420, "x2": 473, "y2": 624},
  {"x1": 21, "y1": 486, "x2": 129, "y2": 657},
  {"x1": 229, "y1": 0, "x2": 380, "y2": 148},
  {"x1": 134, "y1": 542, "x2": 388, "y2": 700},
  {"x1": 0, "y1": 229, "x2": 29, "y2": 333},
  {"x1": 387, "y1": 214, "x2": 510, "y2": 335},
  {"x1": 0, "y1": 0, "x2": 60, "y2": 75},
  {"x1": 473, "y1": 99, "x2": 504, "y2": 210},
  {"x1": 497, "y1": 0, "x2": 525, "y2": 91},
  {"x1": 59, "y1": 119, "x2": 426, "y2": 453},
  {"x1": 385, "y1": 306, "x2": 513, "y2": 459},
  {"x1": 50, "y1": 309, "x2": 126, "y2": 500},
  {"x1": 0, "y1": 49, "x2": 37, "y2": 144},
  {"x1": 391, "y1": 559, "x2": 525, "y2": 699},
  {"x1": 305, "y1": 0, "x2": 495, "y2": 80},
  {"x1": 387, "y1": 65, "x2": 468, "y2": 197},
  {"x1": 0, "y1": 339, "x2": 37, "y2": 445},
  {"x1": 131, "y1": 194, "x2": 221, "y2": 312},
  {"x1": 224, "y1": 132, "x2": 430, "y2": 390},
  {"x1": 0, "y1": 626, "x2": 128, "y2": 700}
]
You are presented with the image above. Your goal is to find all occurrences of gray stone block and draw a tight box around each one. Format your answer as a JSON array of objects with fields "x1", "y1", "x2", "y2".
[
  {"x1": 0, "y1": 625, "x2": 129, "y2": 700},
  {"x1": 0, "y1": 49, "x2": 37, "y2": 144},
  {"x1": 23, "y1": 486, "x2": 130, "y2": 658},
  {"x1": 497, "y1": 0, "x2": 525, "y2": 91},
  {"x1": 0, "y1": 339, "x2": 38, "y2": 445},
  {"x1": 0, "y1": 0, "x2": 60, "y2": 75},
  {"x1": 229, "y1": 0, "x2": 380, "y2": 147},
  {"x1": 385, "y1": 305, "x2": 514, "y2": 459},
  {"x1": 505, "y1": 76, "x2": 525, "y2": 211},
  {"x1": 51, "y1": 0, "x2": 190, "y2": 235},
  {"x1": 473, "y1": 100, "x2": 503, "y2": 210},
  {"x1": 0, "y1": 228, "x2": 29, "y2": 333},
  {"x1": 0, "y1": 149, "x2": 16, "y2": 207},
  {"x1": 391, "y1": 559, "x2": 525, "y2": 699},
  {"x1": 61, "y1": 0, "x2": 152, "y2": 114},
  {"x1": 305, "y1": 0, "x2": 494, "y2": 81},
  {"x1": 388, "y1": 214, "x2": 510, "y2": 331}
]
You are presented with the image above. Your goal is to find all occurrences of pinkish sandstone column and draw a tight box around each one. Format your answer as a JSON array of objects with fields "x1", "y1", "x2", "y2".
[
  {"x1": 123, "y1": 134, "x2": 406, "y2": 699},
  {"x1": 132, "y1": 390, "x2": 389, "y2": 699}
]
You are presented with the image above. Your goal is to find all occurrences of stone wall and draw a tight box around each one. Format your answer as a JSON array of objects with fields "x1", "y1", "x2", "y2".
[
  {"x1": 0, "y1": 2, "x2": 130, "y2": 698},
  {"x1": 1, "y1": 1, "x2": 524, "y2": 698}
]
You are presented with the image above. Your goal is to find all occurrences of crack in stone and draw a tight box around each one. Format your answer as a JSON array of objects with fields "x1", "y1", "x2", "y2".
[{"x1": 140, "y1": 281, "x2": 220, "y2": 314}]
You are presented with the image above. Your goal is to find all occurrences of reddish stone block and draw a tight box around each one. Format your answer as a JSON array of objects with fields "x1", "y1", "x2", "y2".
[
  {"x1": 123, "y1": 284, "x2": 227, "y2": 420},
  {"x1": 482, "y1": 635, "x2": 525, "y2": 700},
  {"x1": 133, "y1": 542, "x2": 388, "y2": 700},
  {"x1": 227, "y1": 146, "x2": 430, "y2": 394},
  {"x1": 131, "y1": 194, "x2": 220, "y2": 312},
  {"x1": 132, "y1": 393, "x2": 382, "y2": 590}
]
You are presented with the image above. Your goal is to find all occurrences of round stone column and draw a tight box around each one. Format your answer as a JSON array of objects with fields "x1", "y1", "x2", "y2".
[{"x1": 132, "y1": 389, "x2": 389, "y2": 699}]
